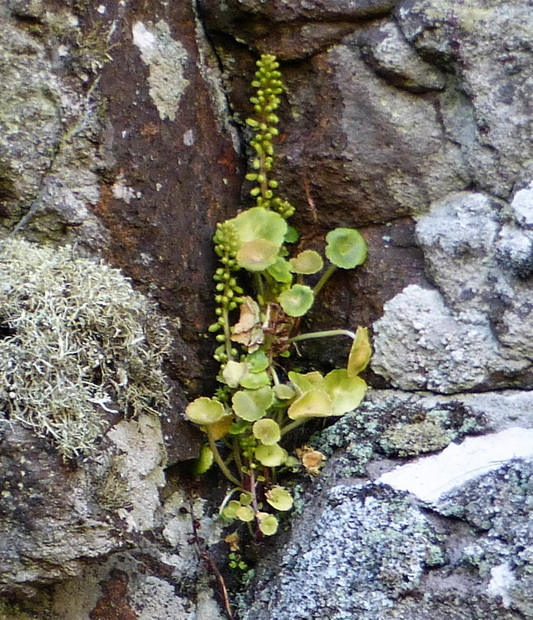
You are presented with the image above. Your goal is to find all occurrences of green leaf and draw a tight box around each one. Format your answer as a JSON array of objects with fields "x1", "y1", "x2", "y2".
[
  {"x1": 185, "y1": 397, "x2": 226, "y2": 425},
  {"x1": 325, "y1": 228, "x2": 367, "y2": 269},
  {"x1": 273, "y1": 384, "x2": 296, "y2": 400},
  {"x1": 324, "y1": 369, "x2": 367, "y2": 415},
  {"x1": 237, "y1": 239, "x2": 279, "y2": 271},
  {"x1": 257, "y1": 512, "x2": 278, "y2": 536},
  {"x1": 253, "y1": 418, "x2": 281, "y2": 445},
  {"x1": 288, "y1": 371, "x2": 315, "y2": 394},
  {"x1": 267, "y1": 257, "x2": 293, "y2": 283},
  {"x1": 284, "y1": 226, "x2": 299, "y2": 243},
  {"x1": 289, "y1": 250, "x2": 324, "y2": 275},
  {"x1": 246, "y1": 350, "x2": 269, "y2": 373},
  {"x1": 287, "y1": 389, "x2": 333, "y2": 420},
  {"x1": 239, "y1": 492, "x2": 253, "y2": 506},
  {"x1": 236, "y1": 505, "x2": 255, "y2": 522},
  {"x1": 239, "y1": 370, "x2": 271, "y2": 389},
  {"x1": 255, "y1": 443, "x2": 287, "y2": 466},
  {"x1": 229, "y1": 418, "x2": 250, "y2": 435},
  {"x1": 232, "y1": 387, "x2": 274, "y2": 422},
  {"x1": 266, "y1": 486, "x2": 293, "y2": 511},
  {"x1": 347, "y1": 326, "x2": 372, "y2": 377},
  {"x1": 222, "y1": 361, "x2": 248, "y2": 388},
  {"x1": 222, "y1": 500, "x2": 241, "y2": 520},
  {"x1": 302, "y1": 371, "x2": 325, "y2": 388},
  {"x1": 232, "y1": 207, "x2": 287, "y2": 247},
  {"x1": 278, "y1": 284, "x2": 314, "y2": 317},
  {"x1": 192, "y1": 444, "x2": 214, "y2": 475}
]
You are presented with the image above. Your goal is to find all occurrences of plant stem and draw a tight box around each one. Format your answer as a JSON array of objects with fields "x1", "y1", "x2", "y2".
[
  {"x1": 254, "y1": 273, "x2": 264, "y2": 301},
  {"x1": 280, "y1": 416, "x2": 310, "y2": 437},
  {"x1": 222, "y1": 305, "x2": 233, "y2": 361},
  {"x1": 287, "y1": 328, "x2": 356, "y2": 345},
  {"x1": 233, "y1": 437, "x2": 243, "y2": 477},
  {"x1": 206, "y1": 427, "x2": 241, "y2": 486},
  {"x1": 313, "y1": 264, "x2": 337, "y2": 297}
]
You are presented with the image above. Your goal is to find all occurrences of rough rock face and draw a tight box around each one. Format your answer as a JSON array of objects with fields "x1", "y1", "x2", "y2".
[
  {"x1": 240, "y1": 391, "x2": 533, "y2": 619},
  {"x1": 374, "y1": 190, "x2": 533, "y2": 392},
  {"x1": 2, "y1": 0, "x2": 533, "y2": 618}
]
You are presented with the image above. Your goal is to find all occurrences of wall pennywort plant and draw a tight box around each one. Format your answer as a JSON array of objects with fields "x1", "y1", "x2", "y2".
[{"x1": 185, "y1": 54, "x2": 371, "y2": 537}]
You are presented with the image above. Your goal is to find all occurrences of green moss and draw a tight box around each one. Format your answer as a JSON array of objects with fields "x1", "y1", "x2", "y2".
[
  {"x1": 93, "y1": 455, "x2": 133, "y2": 511},
  {"x1": 0, "y1": 237, "x2": 171, "y2": 460},
  {"x1": 378, "y1": 418, "x2": 450, "y2": 456}
]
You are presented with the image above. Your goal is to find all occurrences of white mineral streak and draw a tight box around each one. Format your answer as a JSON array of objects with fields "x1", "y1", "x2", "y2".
[
  {"x1": 131, "y1": 21, "x2": 189, "y2": 121},
  {"x1": 487, "y1": 562, "x2": 516, "y2": 608},
  {"x1": 378, "y1": 427, "x2": 533, "y2": 503}
]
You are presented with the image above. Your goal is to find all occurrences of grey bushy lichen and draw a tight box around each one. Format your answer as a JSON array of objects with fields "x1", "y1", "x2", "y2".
[{"x1": 0, "y1": 237, "x2": 171, "y2": 460}]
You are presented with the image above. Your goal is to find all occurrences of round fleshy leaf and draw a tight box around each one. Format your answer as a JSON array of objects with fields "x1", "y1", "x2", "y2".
[
  {"x1": 232, "y1": 207, "x2": 287, "y2": 246},
  {"x1": 185, "y1": 397, "x2": 226, "y2": 425},
  {"x1": 222, "y1": 361, "x2": 248, "y2": 388},
  {"x1": 287, "y1": 389, "x2": 333, "y2": 420},
  {"x1": 347, "y1": 326, "x2": 372, "y2": 377},
  {"x1": 239, "y1": 370, "x2": 271, "y2": 390},
  {"x1": 246, "y1": 350, "x2": 269, "y2": 373},
  {"x1": 232, "y1": 387, "x2": 274, "y2": 422},
  {"x1": 207, "y1": 415, "x2": 233, "y2": 440},
  {"x1": 253, "y1": 419, "x2": 281, "y2": 445},
  {"x1": 258, "y1": 513, "x2": 278, "y2": 536},
  {"x1": 273, "y1": 384, "x2": 296, "y2": 400},
  {"x1": 255, "y1": 443, "x2": 287, "y2": 466},
  {"x1": 222, "y1": 500, "x2": 241, "y2": 520},
  {"x1": 289, "y1": 250, "x2": 324, "y2": 274},
  {"x1": 278, "y1": 284, "x2": 314, "y2": 317},
  {"x1": 325, "y1": 228, "x2": 367, "y2": 269},
  {"x1": 239, "y1": 491, "x2": 253, "y2": 506},
  {"x1": 236, "y1": 505, "x2": 255, "y2": 522},
  {"x1": 229, "y1": 418, "x2": 250, "y2": 435},
  {"x1": 288, "y1": 371, "x2": 315, "y2": 394},
  {"x1": 266, "y1": 486, "x2": 293, "y2": 511},
  {"x1": 267, "y1": 257, "x2": 293, "y2": 283},
  {"x1": 237, "y1": 239, "x2": 279, "y2": 271},
  {"x1": 324, "y1": 369, "x2": 367, "y2": 415},
  {"x1": 192, "y1": 444, "x2": 214, "y2": 475},
  {"x1": 302, "y1": 371, "x2": 325, "y2": 388},
  {"x1": 284, "y1": 226, "x2": 299, "y2": 243}
]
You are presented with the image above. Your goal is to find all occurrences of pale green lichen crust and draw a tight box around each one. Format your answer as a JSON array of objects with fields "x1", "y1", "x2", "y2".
[{"x1": 0, "y1": 237, "x2": 171, "y2": 460}]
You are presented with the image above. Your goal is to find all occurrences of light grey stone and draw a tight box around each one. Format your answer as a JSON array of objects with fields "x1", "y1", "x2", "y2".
[
  {"x1": 415, "y1": 192, "x2": 500, "y2": 315},
  {"x1": 397, "y1": 0, "x2": 533, "y2": 197},
  {"x1": 359, "y1": 20, "x2": 446, "y2": 92},
  {"x1": 371, "y1": 284, "x2": 520, "y2": 392},
  {"x1": 240, "y1": 484, "x2": 444, "y2": 620}
]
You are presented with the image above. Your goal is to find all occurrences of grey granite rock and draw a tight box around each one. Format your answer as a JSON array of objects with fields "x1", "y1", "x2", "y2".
[{"x1": 396, "y1": 0, "x2": 533, "y2": 198}]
